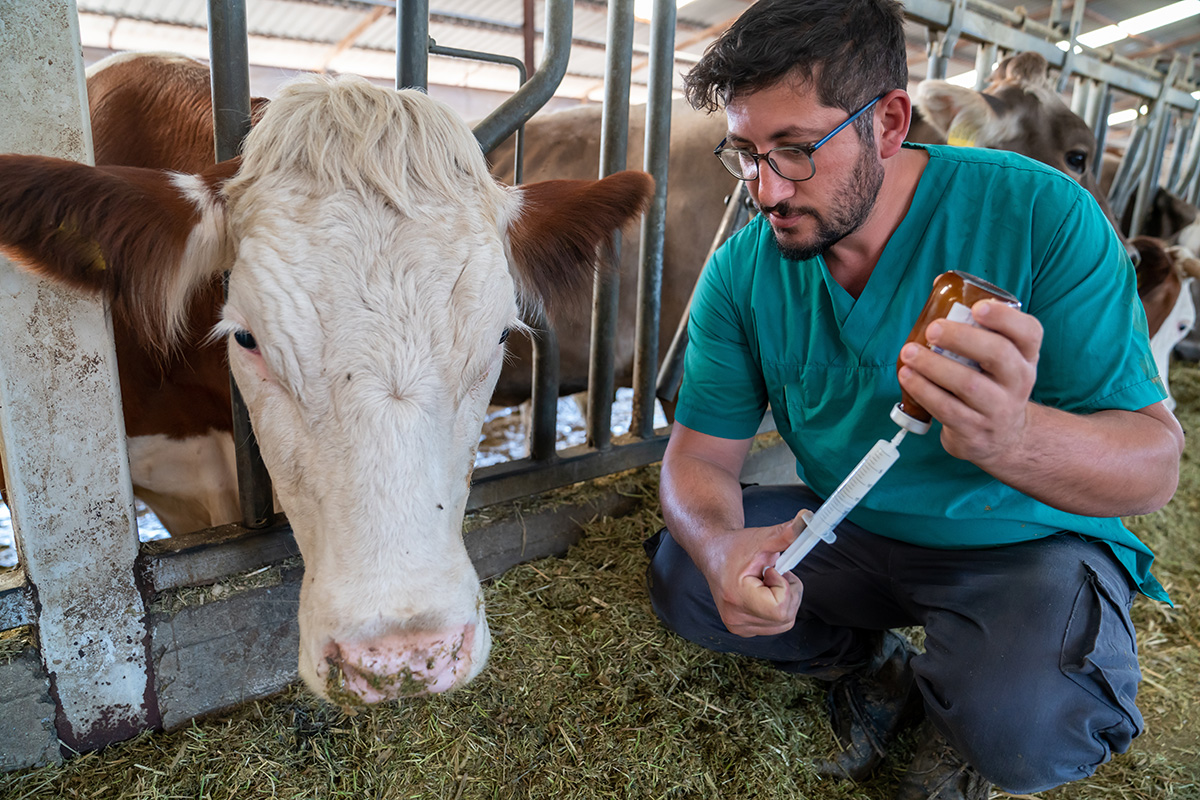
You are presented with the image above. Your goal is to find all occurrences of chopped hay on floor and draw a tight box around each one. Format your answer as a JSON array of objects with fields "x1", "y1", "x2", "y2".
[{"x1": 3, "y1": 363, "x2": 1200, "y2": 799}]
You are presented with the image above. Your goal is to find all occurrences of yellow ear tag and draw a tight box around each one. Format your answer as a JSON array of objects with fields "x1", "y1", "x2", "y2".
[{"x1": 946, "y1": 123, "x2": 976, "y2": 148}]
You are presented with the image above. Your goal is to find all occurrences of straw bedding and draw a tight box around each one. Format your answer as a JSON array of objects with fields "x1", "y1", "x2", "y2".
[{"x1": 3, "y1": 364, "x2": 1199, "y2": 799}]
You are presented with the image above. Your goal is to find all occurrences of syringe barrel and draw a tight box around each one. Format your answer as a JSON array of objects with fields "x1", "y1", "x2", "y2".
[{"x1": 772, "y1": 438, "x2": 901, "y2": 574}]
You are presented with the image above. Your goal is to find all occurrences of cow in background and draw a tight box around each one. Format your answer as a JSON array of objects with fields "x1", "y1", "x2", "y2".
[
  {"x1": 1133, "y1": 237, "x2": 1198, "y2": 409},
  {"x1": 0, "y1": 52, "x2": 652, "y2": 703}
]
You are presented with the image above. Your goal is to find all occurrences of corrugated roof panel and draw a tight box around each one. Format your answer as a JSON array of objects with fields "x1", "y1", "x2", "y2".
[
  {"x1": 78, "y1": 0, "x2": 207, "y2": 26},
  {"x1": 248, "y1": 0, "x2": 373, "y2": 43}
]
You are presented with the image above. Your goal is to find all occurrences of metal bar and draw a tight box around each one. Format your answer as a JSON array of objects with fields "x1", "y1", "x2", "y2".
[
  {"x1": 656, "y1": 184, "x2": 751, "y2": 406},
  {"x1": 523, "y1": 0, "x2": 536, "y2": 74},
  {"x1": 631, "y1": 0, "x2": 676, "y2": 439},
  {"x1": 1109, "y1": 122, "x2": 1147, "y2": 212},
  {"x1": 467, "y1": 436, "x2": 669, "y2": 511},
  {"x1": 1048, "y1": 0, "x2": 1064, "y2": 34},
  {"x1": 208, "y1": 1, "x2": 251, "y2": 162},
  {"x1": 585, "y1": 0, "x2": 635, "y2": 450},
  {"x1": 1167, "y1": 112, "x2": 1192, "y2": 194},
  {"x1": 1173, "y1": 108, "x2": 1200, "y2": 198},
  {"x1": 471, "y1": 0, "x2": 573, "y2": 154},
  {"x1": 1092, "y1": 87, "x2": 1112, "y2": 184},
  {"x1": 527, "y1": 318, "x2": 561, "y2": 462},
  {"x1": 1070, "y1": 77, "x2": 1087, "y2": 117},
  {"x1": 1131, "y1": 110, "x2": 1171, "y2": 239},
  {"x1": 138, "y1": 521, "x2": 297, "y2": 595},
  {"x1": 1082, "y1": 78, "x2": 1102, "y2": 129},
  {"x1": 1053, "y1": 0, "x2": 1084, "y2": 94},
  {"x1": 974, "y1": 41, "x2": 997, "y2": 89},
  {"x1": 396, "y1": 0, "x2": 429, "y2": 89},
  {"x1": 1131, "y1": 60, "x2": 1183, "y2": 238},
  {"x1": 209, "y1": 0, "x2": 274, "y2": 530},
  {"x1": 1190, "y1": 148, "x2": 1200, "y2": 206}
]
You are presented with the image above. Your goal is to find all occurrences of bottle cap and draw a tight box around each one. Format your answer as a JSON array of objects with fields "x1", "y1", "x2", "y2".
[{"x1": 890, "y1": 403, "x2": 931, "y2": 435}]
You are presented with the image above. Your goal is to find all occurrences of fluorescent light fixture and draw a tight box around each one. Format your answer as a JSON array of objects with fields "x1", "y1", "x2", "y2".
[
  {"x1": 1108, "y1": 108, "x2": 1140, "y2": 126},
  {"x1": 1076, "y1": 25, "x2": 1126, "y2": 48},
  {"x1": 946, "y1": 70, "x2": 977, "y2": 87},
  {"x1": 1121, "y1": 0, "x2": 1200, "y2": 34},
  {"x1": 1073, "y1": 1, "x2": 1200, "y2": 49}
]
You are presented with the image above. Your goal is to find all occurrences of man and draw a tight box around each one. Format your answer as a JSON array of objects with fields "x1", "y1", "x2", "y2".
[{"x1": 645, "y1": 1, "x2": 1185, "y2": 798}]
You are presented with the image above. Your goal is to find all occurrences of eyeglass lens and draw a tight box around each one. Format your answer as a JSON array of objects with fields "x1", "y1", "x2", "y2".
[{"x1": 718, "y1": 148, "x2": 815, "y2": 181}]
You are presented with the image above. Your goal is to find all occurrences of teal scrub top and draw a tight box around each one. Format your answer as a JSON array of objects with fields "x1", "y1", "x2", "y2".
[{"x1": 675, "y1": 143, "x2": 1170, "y2": 603}]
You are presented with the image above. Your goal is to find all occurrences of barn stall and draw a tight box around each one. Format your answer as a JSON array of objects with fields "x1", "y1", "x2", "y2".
[{"x1": 1, "y1": 0, "x2": 1199, "y2": 783}]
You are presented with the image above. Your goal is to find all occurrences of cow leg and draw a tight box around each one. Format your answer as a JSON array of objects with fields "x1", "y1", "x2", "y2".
[{"x1": 126, "y1": 431, "x2": 241, "y2": 536}]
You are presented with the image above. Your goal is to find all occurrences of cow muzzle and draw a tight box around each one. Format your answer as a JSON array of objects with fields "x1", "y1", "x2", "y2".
[{"x1": 320, "y1": 620, "x2": 488, "y2": 705}]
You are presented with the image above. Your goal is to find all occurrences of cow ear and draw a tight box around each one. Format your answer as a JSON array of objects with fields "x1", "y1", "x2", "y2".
[
  {"x1": 506, "y1": 170, "x2": 653, "y2": 324},
  {"x1": 913, "y1": 81, "x2": 999, "y2": 144},
  {"x1": 0, "y1": 154, "x2": 238, "y2": 351},
  {"x1": 987, "y1": 52, "x2": 1051, "y2": 90}
]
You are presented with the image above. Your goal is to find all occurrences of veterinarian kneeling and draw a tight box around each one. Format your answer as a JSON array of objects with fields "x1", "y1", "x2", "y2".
[{"x1": 646, "y1": 2, "x2": 1184, "y2": 798}]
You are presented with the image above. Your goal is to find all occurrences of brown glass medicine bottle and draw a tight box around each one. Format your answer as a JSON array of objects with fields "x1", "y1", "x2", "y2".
[{"x1": 891, "y1": 270, "x2": 1022, "y2": 434}]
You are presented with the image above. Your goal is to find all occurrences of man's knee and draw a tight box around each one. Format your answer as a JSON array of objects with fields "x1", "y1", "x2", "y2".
[{"x1": 933, "y1": 700, "x2": 1138, "y2": 793}]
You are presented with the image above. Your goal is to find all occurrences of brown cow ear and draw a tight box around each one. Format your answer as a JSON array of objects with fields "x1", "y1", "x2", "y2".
[
  {"x1": 506, "y1": 170, "x2": 653, "y2": 325},
  {"x1": 0, "y1": 154, "x2": 237, "y2": 351}
]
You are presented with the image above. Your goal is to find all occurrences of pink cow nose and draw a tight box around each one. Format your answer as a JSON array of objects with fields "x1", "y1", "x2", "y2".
[{"x1": 324, "y1": 624, "x2": 476, "y2": 704}]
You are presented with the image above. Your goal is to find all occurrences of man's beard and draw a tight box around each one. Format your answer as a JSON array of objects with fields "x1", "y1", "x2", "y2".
[{"x1": 764, "y1": 150, "x2": 885, "y2": 262}]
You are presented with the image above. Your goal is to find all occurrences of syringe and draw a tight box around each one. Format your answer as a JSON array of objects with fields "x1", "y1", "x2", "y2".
[{"x1": 772, "y1": 426, "x2": 909, "y2": 574}]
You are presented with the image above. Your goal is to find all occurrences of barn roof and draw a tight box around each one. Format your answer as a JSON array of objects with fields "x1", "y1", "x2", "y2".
[{"x1": 76, "y1": 0, "x2": 1200, "y2": 132}]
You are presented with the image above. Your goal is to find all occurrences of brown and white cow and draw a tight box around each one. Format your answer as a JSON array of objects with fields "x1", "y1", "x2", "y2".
[{"x1": 0, "y1": 52, "x2": 652, "y2": 704}]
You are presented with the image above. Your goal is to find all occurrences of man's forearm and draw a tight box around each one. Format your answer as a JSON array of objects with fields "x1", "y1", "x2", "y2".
[
  {"x1": 660, "y1": 451, "x2": 748, "y2": 575},
  {"x1": 975, "y1": 403, "x2": 1183, "y2": 517}
]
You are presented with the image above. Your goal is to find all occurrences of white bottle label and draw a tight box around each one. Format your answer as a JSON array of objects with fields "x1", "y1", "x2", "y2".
[{"x1": 930, "y1": 301, "x2": 981, "y2": 371}]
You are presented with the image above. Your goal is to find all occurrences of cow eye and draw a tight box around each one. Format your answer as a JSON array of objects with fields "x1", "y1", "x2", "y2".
[
  {"x1": 233, "y1": 329, "x2": 258, "y2": 350},
  {"x1": 499, "y1": 328, "x2": 510, "y2": 345},
  {"x1": 1065, "y1": 150, "x2": 1087, "y2": 174}
]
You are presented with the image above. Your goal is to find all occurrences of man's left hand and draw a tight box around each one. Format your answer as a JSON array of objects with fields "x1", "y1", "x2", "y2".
[{"x1": 897, "y1": 299, "x2": 1042, "y2": 467}]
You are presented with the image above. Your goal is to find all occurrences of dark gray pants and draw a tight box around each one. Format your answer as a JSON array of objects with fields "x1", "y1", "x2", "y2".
[{"x1": 645, "y1": 484, "x2": 1144, "y2": 794}]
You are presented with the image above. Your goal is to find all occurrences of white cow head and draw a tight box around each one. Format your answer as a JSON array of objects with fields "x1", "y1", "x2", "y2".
[{"x1": 0, "y1": 74, "x2": 652, "y2": 704}]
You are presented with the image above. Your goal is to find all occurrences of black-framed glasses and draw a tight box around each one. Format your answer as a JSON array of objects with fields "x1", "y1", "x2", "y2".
[{"x1": 713, "y1": 94, "x2": 885, "y2": 182}]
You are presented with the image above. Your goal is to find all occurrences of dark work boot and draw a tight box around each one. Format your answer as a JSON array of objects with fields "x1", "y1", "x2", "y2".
[
  {"x1": 816, "y1": 630, "x2": 925, "y2": 781},
  {"x1": 895, "y1": 719, "x2": 992, "y2": 800}
]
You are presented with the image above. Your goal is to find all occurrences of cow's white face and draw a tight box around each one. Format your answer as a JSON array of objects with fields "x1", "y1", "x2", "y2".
[{"x1": 216, "y1": 78, "x2": 522, "y2": 703}]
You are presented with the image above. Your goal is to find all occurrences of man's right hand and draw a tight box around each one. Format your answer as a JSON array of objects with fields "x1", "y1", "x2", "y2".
[{"x1": 705, "y1": 515, "x2": 804, "y2": 637}]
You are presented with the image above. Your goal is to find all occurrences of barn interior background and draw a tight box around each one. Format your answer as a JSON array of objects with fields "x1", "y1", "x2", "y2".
[{"x1": 1, "y1": 0, "x2": 1198, "y2": 791}]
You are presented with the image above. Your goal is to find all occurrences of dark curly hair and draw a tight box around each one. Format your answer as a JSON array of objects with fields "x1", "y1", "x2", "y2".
[{"x1": 684, "y1": 0, "x2": 907, "y2": 139}]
